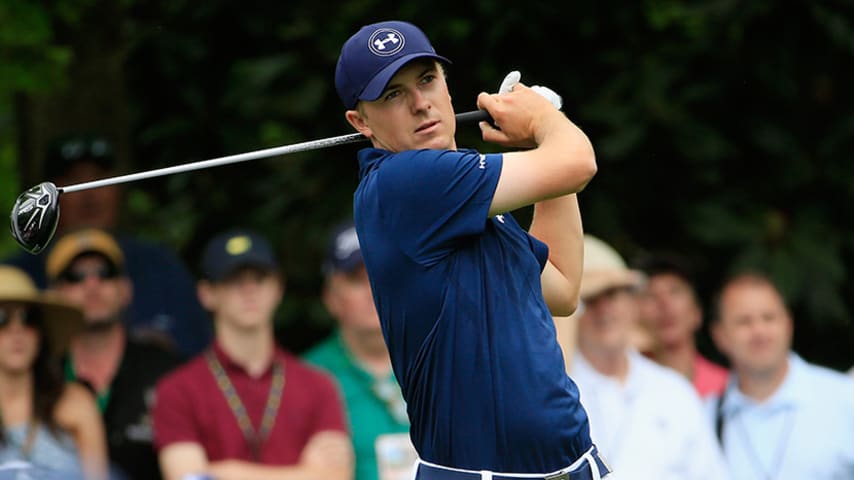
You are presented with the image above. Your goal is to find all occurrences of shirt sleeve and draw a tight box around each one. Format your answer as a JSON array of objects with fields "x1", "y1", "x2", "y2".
[
  {"x1": 306, "y1": 369, "x2": 349, "y2": 435},
  {"x1": 527, "y1": 232, "x2": 550, "y2": 271},
  {"x1": 151, "y1": 372, "x2": 202, "y2": 450},
  {"x1": 376, "y1": 149, "x2": 503, "y2": 266}
]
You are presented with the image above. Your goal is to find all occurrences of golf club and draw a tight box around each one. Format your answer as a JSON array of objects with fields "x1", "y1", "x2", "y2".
[{"x1": 10, "y1": 109, "x2": 491, "y2": 254}]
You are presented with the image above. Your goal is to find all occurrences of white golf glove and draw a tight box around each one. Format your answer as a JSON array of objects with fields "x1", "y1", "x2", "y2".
[{"x1": 498, "y1": 70, "x2": 562, "y2": 110}]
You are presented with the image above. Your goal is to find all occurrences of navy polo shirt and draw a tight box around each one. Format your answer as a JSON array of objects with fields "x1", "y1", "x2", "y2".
[{"x1": 354, "y1": 147, "x2": 592, "y2": 472}]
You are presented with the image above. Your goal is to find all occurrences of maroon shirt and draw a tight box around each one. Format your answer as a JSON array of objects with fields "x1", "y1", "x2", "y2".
[{"x1": 153, "y1": 342, "x2": 347, "y2": 464}]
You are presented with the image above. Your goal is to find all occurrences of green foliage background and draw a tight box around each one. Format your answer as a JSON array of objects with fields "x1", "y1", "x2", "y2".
[{"x1": 2, "y1": 0, "x2": 853, "y2": 366}]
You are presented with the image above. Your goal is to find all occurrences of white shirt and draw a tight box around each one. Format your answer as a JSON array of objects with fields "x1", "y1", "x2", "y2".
[
  {"x1": 570, "y1": 350, "x2": 730, "y2": 480},
  {"x1": 709, "y1": 353, "x2": 854, "y2": 480}
]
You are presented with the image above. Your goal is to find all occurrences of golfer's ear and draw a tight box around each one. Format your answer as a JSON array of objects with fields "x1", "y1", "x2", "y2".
[{"x1": 346, "y1": 109, "x2": 372, "y2": 138}]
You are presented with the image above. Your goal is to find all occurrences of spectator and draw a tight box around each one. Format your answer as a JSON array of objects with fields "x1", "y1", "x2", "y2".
[
  {"x1": 3, "y1": 133, "x2": 211, "y2": 358},
  {"x1": 46, "y1": 228, "x2": 182, "y2": 480},
  {"x1": 304, "y1": 221, "x2": 414, "y2": 480},
  {"x1": 0, "y1": 265, "x2": 108, "y2": 479},
  {"x1": 636, "y1": 253, "x2": 728, "y2": 398},
  {"x1": 568, "y1": 235, "x2": 729, "y2": 480},
  {"x1": 153, "y1": 228, "x2": 353, "y2": 480},
  {"x1": 710, "y1": 271, "x2": 854, "y2": 479}
]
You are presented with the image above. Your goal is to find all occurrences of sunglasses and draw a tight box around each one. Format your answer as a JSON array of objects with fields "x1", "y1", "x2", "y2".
[
  {"x1": 58, "y1": 265, "x2": 120, "y2": 284},
  {"x1": 54, "y1": 137, "x2": 114, "y2": 163},
  {"x1": 0, "y1": 306, "x2": 42, "y2": 330}
]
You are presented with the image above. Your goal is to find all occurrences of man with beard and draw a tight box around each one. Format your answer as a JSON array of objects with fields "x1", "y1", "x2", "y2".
[{"x1": 47, "y1": 228, "x2": 181, "y2": 480}]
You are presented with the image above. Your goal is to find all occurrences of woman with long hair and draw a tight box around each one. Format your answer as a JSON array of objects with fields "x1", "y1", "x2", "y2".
[{"x1": 0, "y1": 265, "x2": 107, "y2": 479}]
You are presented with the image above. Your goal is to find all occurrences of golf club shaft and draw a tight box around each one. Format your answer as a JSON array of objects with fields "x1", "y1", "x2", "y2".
[{"x1": 60, "y1": 109, "x2": 491, "y2": 194}]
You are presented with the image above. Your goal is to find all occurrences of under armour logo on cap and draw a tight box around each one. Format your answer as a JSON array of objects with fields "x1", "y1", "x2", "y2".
[
  {"x1": 323, "y1": 221, "x2": 364, "y2": 274},
  {"x1": 369, "y1": 28, "x2": 405, "y2": 56},
  {"x1": 334, "y1": 227, "x2": 360, "y2": 261},
  {"x1": 335, "y1": 20, "x2": 450, "y2": 109}
]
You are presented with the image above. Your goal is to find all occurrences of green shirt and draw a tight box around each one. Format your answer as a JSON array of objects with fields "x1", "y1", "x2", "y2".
[{"x1": 304, "y1": 331, "x2": 409, "y2": 480}]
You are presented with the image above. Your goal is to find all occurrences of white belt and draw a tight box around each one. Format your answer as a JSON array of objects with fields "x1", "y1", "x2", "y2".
[{"x1": 415, "y1": 445, "x2": 602, "y2": 480}]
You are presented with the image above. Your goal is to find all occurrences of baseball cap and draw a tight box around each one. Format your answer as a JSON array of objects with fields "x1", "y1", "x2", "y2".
[
  {"x1": 201, "y1": 229, "x2": 279, "y2": 281},
  {"x1": 322, "y1": 222, "x2": 362, "y2": 275},
  {"x1": 335, "y1": 20, "x2": 450, "y2": 109},
  {"x1": 581, "y1": 235, "x2": 646, "y2": 300},
  {"x1": 46, "y1": 228, "x2": 125, "y2": 282},
  {"x1": 45, "y1": 133, "x2": 116, "y2": 180}
]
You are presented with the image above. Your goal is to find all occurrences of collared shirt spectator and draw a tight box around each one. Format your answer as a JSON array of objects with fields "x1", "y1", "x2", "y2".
[
  {"x1": 710, "y1": 272, "x2": 854, "y2": 479},
  {"x1": 3, "y1": 133, "x2": 211, "y2": 358},
  {"x1": 636, "y1": 253, "x2": 728, "y2": 398},
  {"x1": 568, "y1": 235, "x2": 729, "y2": 480},
  {"x1": 153, "y1": 228, "x2": 352, "y2": 480},
  {"x1": 305, "y1": 221, "x2": 413, "y2": 480},
  {"x1": 0, "y1": 266, "x2": 108, "y2": 480},
  {"x1": 47, "y1": 228, "x2": 181, "y2": 480}
]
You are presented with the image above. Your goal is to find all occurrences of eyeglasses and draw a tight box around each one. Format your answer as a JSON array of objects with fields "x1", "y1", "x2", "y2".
[
  {"x1": 58, "y1": 265, "x2": 120, "y2": 284},
  {"x1": 0, "y1": 306, "x2": 42, "y2": 330}
]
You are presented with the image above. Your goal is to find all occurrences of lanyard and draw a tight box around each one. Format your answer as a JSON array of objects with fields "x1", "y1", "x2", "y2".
[
  {"x1": 205, "y1": 350, "x2": 285, "y2": 461},
  {"x1": 733, "y1": 407, "x2": 796, "y2": 480},
  {"x1": 371, "y1": 375, "x2": 409, "y2": 425}
]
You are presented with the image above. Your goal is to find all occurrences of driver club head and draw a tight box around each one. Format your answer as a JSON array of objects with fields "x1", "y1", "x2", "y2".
[{"x1": 10, "y1": 182, "x2": 62, "y2": 254}]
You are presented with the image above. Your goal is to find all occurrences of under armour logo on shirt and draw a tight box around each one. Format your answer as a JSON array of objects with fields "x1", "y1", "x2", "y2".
[
  {"x1": 496, "y1": 215, "x2": 505, "y2": 223},
  {"x1": 478, "y1": 155, "x2": 486, "y2": 170}
]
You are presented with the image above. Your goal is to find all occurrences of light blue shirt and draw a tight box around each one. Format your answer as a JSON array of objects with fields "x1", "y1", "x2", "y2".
[
  {"x1": 710, "y1": 353, "x2": 854, "y2": 480},
  {"x1": 0, "y1": 424, "x2": 83, "y2": 480}
]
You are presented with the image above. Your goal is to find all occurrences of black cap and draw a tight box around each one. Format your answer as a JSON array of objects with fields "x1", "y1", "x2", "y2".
[
  {"x1": 201, "y1": 229, "x2": 279, "y2": 281},
  {"x1": 45, "y1": 133, "x2": 116, "y2": 180},
  {"x1": 322, "y1": 221, "x2": 362, "y2": 275}
]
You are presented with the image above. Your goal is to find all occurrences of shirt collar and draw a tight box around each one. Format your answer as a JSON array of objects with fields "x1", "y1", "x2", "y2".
[
  {"x1": 333, "y1": 330, "x2": 397, "y2": 383},
  {"x1": 721, "y1": 351, "x2": 805, "y2": 415},
  {"x1": 212, "y1": 340, "x2": 285, "y2": 378},
  {"x1": 572, "y1": 349, "x2": 641, "y2": 397},
  {"x1": 357, "y1": 147, "x2": 481, "y2": 179},
  {"x1": 358, "y1": 148, "x2": 387, "y2": 179}
]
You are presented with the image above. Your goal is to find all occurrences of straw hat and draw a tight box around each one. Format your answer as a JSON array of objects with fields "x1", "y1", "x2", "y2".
[
  {"x1": 580, "y1": 235, "x2": 646, "y2": 300},
  {"x1": 0, "y1": 266, "x2": 84, "y2": 358}
]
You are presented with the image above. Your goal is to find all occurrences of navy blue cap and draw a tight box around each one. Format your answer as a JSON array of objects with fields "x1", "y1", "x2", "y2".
[
  {"x1": 322, "y1": 222, "x2": 363, "y2": 274},
  {"x1": 335, "y1": 20, "x2": 450, "y2": 109},
  {"x1": 201, "y1": 229, "x2": 279, "y2": 281},
  {"x1": 45, "y1": 133, "x2": 116, "y2": 180}
]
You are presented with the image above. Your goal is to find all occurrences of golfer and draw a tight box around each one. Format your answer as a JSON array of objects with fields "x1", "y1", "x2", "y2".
[{"x1": 336, "y1": 20, "x2": 609, "y2": 480}]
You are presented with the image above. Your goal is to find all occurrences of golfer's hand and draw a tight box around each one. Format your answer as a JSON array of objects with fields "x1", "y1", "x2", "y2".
[
  {"x1": 477, "y1": 83, "x2": 567, "y2": 148},
  {"x1": 498, "y1": 71, "x2": 562, "y2": 110}
]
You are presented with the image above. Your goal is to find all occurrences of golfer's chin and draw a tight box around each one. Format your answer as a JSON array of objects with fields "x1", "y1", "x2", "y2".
[{"x1": 412, "y1": 131, "x2": 455, "y2": 151}]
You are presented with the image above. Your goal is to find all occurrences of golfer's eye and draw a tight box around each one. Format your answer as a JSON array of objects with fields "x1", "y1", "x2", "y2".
[
  {"x1": 420, "y1": 74, "x2": 436, "y2": 85},
  {"x1": 383, "y1": 90, "x2": 401, "y2": 101}
]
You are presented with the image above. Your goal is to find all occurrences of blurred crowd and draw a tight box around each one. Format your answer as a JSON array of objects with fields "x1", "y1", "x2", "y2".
[{"x1": 1, "y1": 134, "x2": 852, "y2": 479}]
